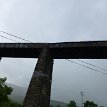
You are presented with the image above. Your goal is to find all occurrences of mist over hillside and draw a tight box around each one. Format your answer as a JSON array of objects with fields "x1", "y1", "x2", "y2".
[
  {"x1": 6, "y1": 81, "x2": 106, "y2": 107},
  {"x1": 6, "y1": 83, "x2": 67, "y2": 107},
  {"x1": 6, "y1": 83, "x2": 26, "y2": 104}
]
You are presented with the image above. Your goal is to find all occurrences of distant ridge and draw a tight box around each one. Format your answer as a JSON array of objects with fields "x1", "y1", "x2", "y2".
[{"x1": 6, "y1": 83, "x2": 67, "y2": 107}]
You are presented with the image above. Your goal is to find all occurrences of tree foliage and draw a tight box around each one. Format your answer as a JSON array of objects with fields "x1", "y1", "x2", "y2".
[
  {"x1": 0, "y1": 77, "x2": 22, "y2": 107},
  {"x1": 84, "y1": 100, "x2": 97, "y2": 107},
  {"x1": 67, "y1": 100, "x2": 76, "y2": 107},
  {"x1": 0, "y1": 101, "x2": 22, "y2": 107},
  {"x1": 0, "y1": 77, "x2": 13, "y2": 102}
]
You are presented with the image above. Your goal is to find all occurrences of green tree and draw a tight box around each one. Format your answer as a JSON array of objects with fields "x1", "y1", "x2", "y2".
[
  {"x1": 0, "y1": 77, "x2": 22, "y2": 107},
  {"x1": 84, "y1": 100, "x2": 97, "y2": 107},
  {"x1": 0, "y1": 77, "x2": 13, "y2": 102},
  {"x1": 67, "y1": 100, "x2": 76, "y2": 107}
]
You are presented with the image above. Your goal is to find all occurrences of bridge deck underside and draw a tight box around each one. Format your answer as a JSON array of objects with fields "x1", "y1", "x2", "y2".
[{"x1": 0, "y1": 41, "x2": 107, "y2": 59}]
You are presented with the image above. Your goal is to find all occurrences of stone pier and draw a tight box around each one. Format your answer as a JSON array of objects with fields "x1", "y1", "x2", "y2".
[{"x1": 23, "y1": 48, "x2": 53, "y2": 107}]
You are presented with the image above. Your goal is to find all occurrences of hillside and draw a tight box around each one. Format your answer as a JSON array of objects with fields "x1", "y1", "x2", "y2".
[
  {"x1": 7, "y1": 83, "x2": 67, "y2": 107},
  {"x1": 50, "y1": 100, "x2": 67, "y2": 107}
]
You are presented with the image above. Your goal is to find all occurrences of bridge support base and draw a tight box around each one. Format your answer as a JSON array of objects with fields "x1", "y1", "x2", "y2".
[{"x1": 23, "y1": 48, "x2": 53, "y2": 107}]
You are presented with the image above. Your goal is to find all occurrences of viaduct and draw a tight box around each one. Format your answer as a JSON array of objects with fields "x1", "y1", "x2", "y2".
[{"x1": 0, "y1": 41, "x2": 107, "y2": 107}]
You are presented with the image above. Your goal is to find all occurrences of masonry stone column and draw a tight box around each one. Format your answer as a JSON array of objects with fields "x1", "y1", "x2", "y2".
[{"x1": 23, "y1": 48, "x2": 53, "y2": 107}]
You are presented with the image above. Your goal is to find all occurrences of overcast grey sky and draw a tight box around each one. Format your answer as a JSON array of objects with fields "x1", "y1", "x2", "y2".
[{"x1": 0, "y1": 0, "x2": 107, "y2": 106}]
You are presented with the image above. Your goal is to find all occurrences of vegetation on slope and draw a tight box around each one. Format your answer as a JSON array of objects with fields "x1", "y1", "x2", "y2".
[{"x1": 0, "y1": 77, "x2": 22, "y2": 107}]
